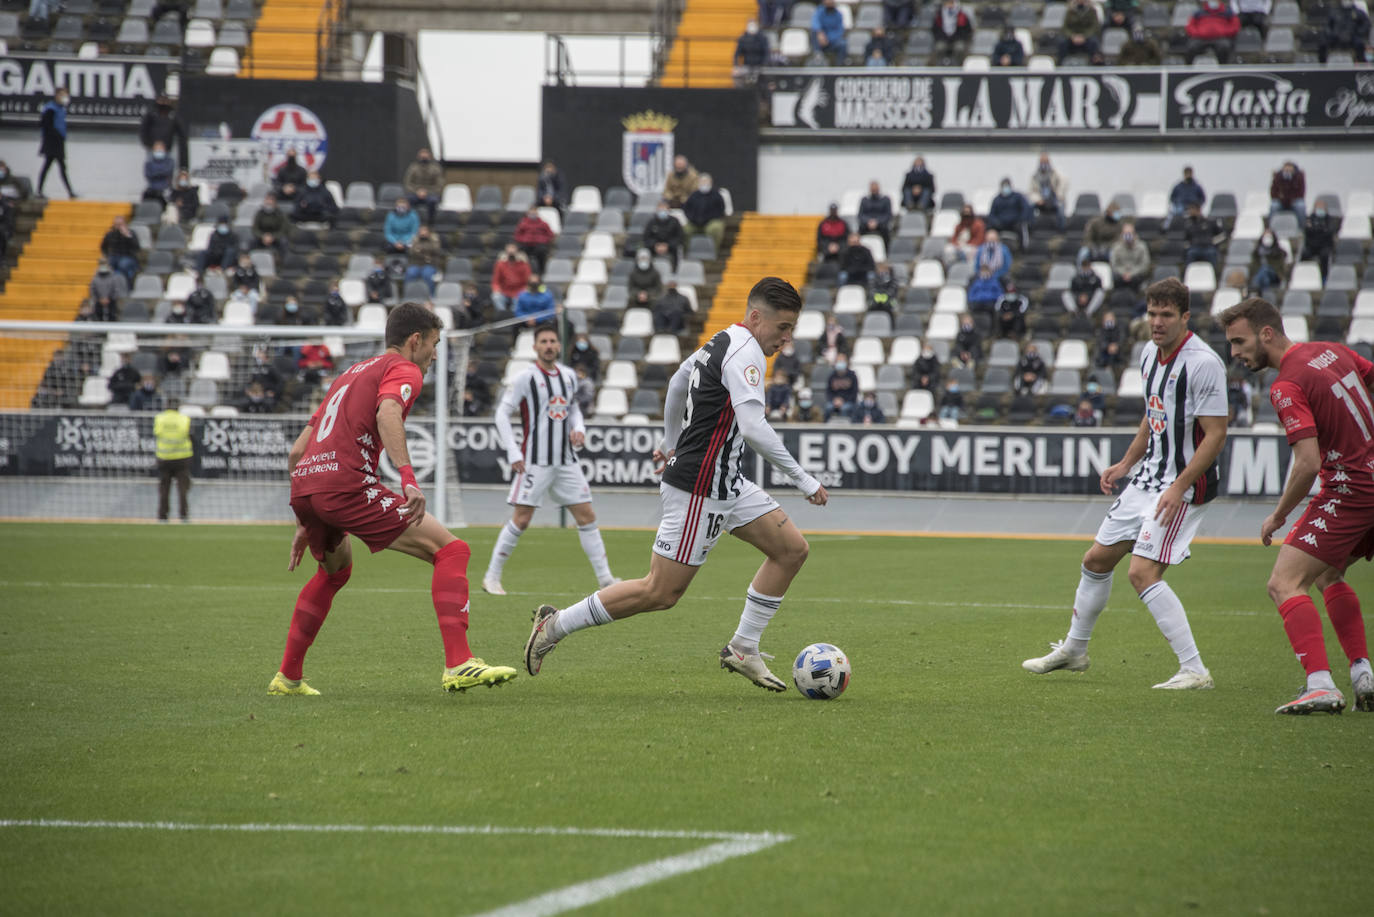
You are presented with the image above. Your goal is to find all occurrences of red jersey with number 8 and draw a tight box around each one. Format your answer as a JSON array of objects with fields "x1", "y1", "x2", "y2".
[
  {"x1": 290, "y1": 352, "x2": 423, "y2": 496},
  {"x1": 1269, "y1": 342, "x2": 1374, "y2": 492}
]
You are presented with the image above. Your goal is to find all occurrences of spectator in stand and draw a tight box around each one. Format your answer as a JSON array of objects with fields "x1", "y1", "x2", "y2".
[
  {"x1": 1109, "y1": 221, "x2": 1150, "y2": 293},
  {"x1": 252, "y1": 192, "x2": 290, "y2": 256},
  {"x1": 825, "y1": 355, "x2": 860, "y2": 419},
  {"x1": 108, "y1": 353, "x2": 141, "y2": 405},
  {"x1": 1299, "y1": 202, "x2": 1338, "y2": 281},
  {"x1": 766, "y1": 368, "x2": 794, "y2": 420},
  {"x1": 973, "y1": 228, "x2": 1013, "y2": 283},
  {"x1": 169, "y1": 170, "x2": 200, "y2": 224},
  {"x1": 1268, "y1": 160, "x2": 1307, "y2": 225},
  {"x1": 1185, "y1": 0, "x2": 1240, "y2": 63},
  {"x1": 1078, "y1": 201, "x2": 1123, "y2": 265},
  {"x1": 383, "y1": 198, "x2": 420, "y2": 255},
  {"x1": 536, "y1": 160, "x2": 566, "y2": 211},
  {"x1": 1081, "y1": 378, "x2": 1106, "y2": 415},
  {"x1": 322, "y1": 281, "x2": 349, "y2": 326},
  {"x1": 1250, "y1": 228, "x2": 1289, "y2": 293},
  {"x1": 151, "y1": 0, "x2": 189, "y2": 32},
  {"x1": 1236, "y1": 0, "x2": 1272, "y2": 38},
  {"x1": 968, "y1": 265, "x2": 1003, "y2": 314},
  {"x1": 1096, "y1": 309, "x2": 1127, "y2": 369},
  {"x1": 466, "y1": 366, "x2": 493, "y2": 416},
  {"x1": 913, "y1": 344, "x2": 942, "y2": 392},
  {"x1": 292, "y1": 171, "x2": 338, "y2": 226},
  {"x1": 406, "y1": 225, "x2": 443, "y2": 295},
  {"x1": 857, "y1": 180, "x2": 894, "y2": 245},
  {"x1": 0, "y1": 161, "x2": 27, "y2": 202},
  {"x1": 1104, "y1": 0, "x2": 1140, "y2": 31},
  {"x1": 142, "y1": 141, "x2": 175, "y2": 212},
  {"x1": 457, "y1": 283, "x2": 491, "y2": 328},
  {"x1": 199, "y1": 216, "x2": 239, "y2": 273},
  {"x1": 1028, "y1": 153, "x2": 1068, "y2": 231},
  {"x1": 954, "y1": 313, "x2": 982, "y2": 368},
  {"x1": 514, "y1": 275, "x2": 556, "y2": 326},
  {"x1": 821, "y1": 313, "x2": 848, "y2": 364},
  {"x1": 364, "y1": 262, "x2": 389, "y2": 305},
  {"x1": 101, "y1": 215, "x2": 141, "y2": 285},
  {"x1": 1320, "y1": 0, "x2": 1371, "y2": 62},
  {"x1": 1064, "y1": 257, "x2": 1106, "y2": 316},
  {"x1": 734, "y1": 19, "x2": 771, "y2": 85},
  {"x1": 1118, "y1": 26, "x2": 1163, "y2": 64},
  {"x1": 231, "y1": 253, "x2": 262, "y2": 306},
  {"x1": 1014, "y1": 343, "x2": 1047, "y2": 395},
  {"x1": 811, "y1": 0, "x2": 848, "y2": 63},
  {"x1": 1058, "y1": 0, "x2": 1103, "y2": 63},
  {"x1": 129, "y1": 374, "x2": 163, "y2": 412},
  {"x1": 403, "y1": 147, "x2": 443, "y2": 222},
  {"x1": 901, "y1": 156, "x2": 936, "y2": 211},
  {"x1": 1182, "y1": 202, "x2": 1223, "y2": 271},
  {"x1": 1165, "y1": 165, "x2": 1206, "y2": 230},
  {"x1": 38, "y1": 88, "x2": 76, "y2": 199},
  {"x1": 993, "y1": 27, "x2": 1026, "y2": 66},
  {"x1": 758, "y1": 1, "x2": 790, "y2": 29},
  {"x1": 995, "y1": 276, "x2": 1030, "y2": 339},
  {"x1": 513, "y1": 206, "x2": 555, "y2": 273},
  {"x1": 817, "y1": 203, "x2": 849, "y2": 261},
  {"x1": 629, "y1": 248, "x2": 664, "y2": 305},
  {"x1": 987, "y1": 178, "x2": 1032, "y2": 249},
  {"x1": 864, "y1": 26, "x2": 896, "y2": 66},
  {"x1": 643, "y1": 199, "x2": 685, "y2": 268},
  {"x1": 850, "y1": 391, "x2": 886, "y2": 425},
  {"x1": 654, "y1": 281, "x2": 692, "y2": 334},
  {"x1": 184, "y1": 273, "x2": 217, "y2": 323},
  {"x1": 884, "y1": 0, "x2": 915, "y2": 29},
  {"x1": 1072, "y1": 399, "x2": 1100, "y2": 427},
  {"x1": 662, "y1": 155, "x2": 698, "y2": 209},
  {"x1": 790, "y1": 387, "x2": 823, "y2": 423},
  {"x1": 939, "y1": 380, "x2": 964, "y2": 422},
  {"x1": 869, "y1": 262, "x2": 900, "y2": 315},
  {"x1": 138, "y1": 94, "x2": 187, "y2": 166},
  {"x1": 774, "y1": 341, "x2": 802, "y2": 385},
  {"x1": 943, "y1": 204, "x2": 986, "y2": 266},
  {"x1": 1226, "y1": 370, "x2": 1253, "y2": 427},
  {"x1": 838, "y1": 232, "x2": 877, "y2": 287},
  {"x1": 932, "y1": 0, "x2": 975, "y2": 61},
  {"x1": 273, "y1": 150, "x2": 308, "y2": 202},
  {"x1": 490, "y1": 243, "x2": 531, "y2": 312},
  {"x1": 89, "y1": 260, "x2": 127, "y2": 321},
  {"x1": 240, "y1": 380, "x2": 274, "y2": 414},
  {"x1": 569, "y1": 332, "x2": 600, "y2": 382},
  {"x1": 572, "y1": 366, "x2": 595, "y2": 416},
  {"x1": 682, "y1": 173, "x2": 727, "y2": 250},
  {"x1": 296, "y1": 339, "x2": 334, "y2": 385}
]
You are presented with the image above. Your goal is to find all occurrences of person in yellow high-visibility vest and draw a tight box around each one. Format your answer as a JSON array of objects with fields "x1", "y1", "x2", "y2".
[{"x1": 153, "y1": 398, "x2": 192, "y2": 522}]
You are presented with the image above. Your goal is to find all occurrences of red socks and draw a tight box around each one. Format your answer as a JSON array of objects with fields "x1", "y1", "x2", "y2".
[
  {"x1": 280, "y1": 564, "x2": 352, "y2": 679},
  {"x1": 1322, "y1": 582, "x2": 1368, "y2": 666},
  {"x1": 432, "y1": 540, "x2": 472, "y2": 667},
  {"x1": 1278, "y1": 595, "x2": 1331, "y2": 676}
]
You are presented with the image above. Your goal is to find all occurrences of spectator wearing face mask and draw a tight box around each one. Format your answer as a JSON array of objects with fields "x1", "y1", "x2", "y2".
[
  {"x1": 569, "y1": 333, "x2": 600, "y2": 382},
  {"x1": 825, "y1": 356, "x2": 859, "y2": 419},
  {"x1": 850, "y1": 391, "x2": 886, "y2": 425},
  {"x1": 816, "y1": 203, "x2": 849, "y2": 262},
  {"x1": 987, "y1": 178, "x2": 1032, "y2": 250},
  {"x1": 89, "y1": 260, "x2": 127, "y2": 322},
  {"x1": 1299, "y1": 203, "x2": 1338, "y2": 281},
  {"x1": 1109, "y1": 222, "x2": 1150, "y2": 293},
  {"x1": 1320, "y1": 0, "x2": 1371, "y2": 62},
  {"x1": 1182, "y1": 202, "x2": 1224, "y2": 271},
  {"x1": 1072, "y1": 399, "x2": 1100, "y2": 428},
  {"x1": 513, "y1": 206, "x2": 555, "y2": 274},
  {"x1": 643, "y1": 198, "x2": 685, "y2": 268},
  {"x1": 199, "y1": 217, "x2": 239, "y2": 273},
  {"x1": 1078, "y1": 202, "x2": 1123, "y2": 265},
  {"x1": 38, "y1": 88, "x2": 76, "y2": 199},
  {"x1": 790, "y1": 387, "x2": 823, "y2": 423},
  {"x1": 536, "y1": 160, "x2": 566, "y2": 210},
  {"x1": 323, "y1": 280, "x2": 349, "y2": 326},
  {"x1": 384, "y1": 198, "x2": 420, "y2": 254},
  {"x1": 774, "y1": 340, "x2": 802, "y2": 385},
  {"x1": 973, "y1": 229, "x2": 1012, "y2": 284},
  {"x1": 231, "y1": 254, "x2": 262, "y2": 306},
  {"x1": 139, "y1": 94, "x2": 187, "y2": 165},
  {"x1": 490, "y1": 243, "x2": 531, "y2": 312},
  {"x1": 514, "y1": 275, "x2": 556, "y2": 326},
  {"x1": 838, "y1": 233, "x2": 877, "y2": 288},
  {"x1": 629, "y1": 248, "x2": 664, "y2": 305},
  {"x1": 993, "y1": 27, "x2": 1026, "y2": 65},
  {"x1": 143, "y1": 141, "x2": 175, "y2": 211},
  {"x1": 766, "y1": 368, "x2": 794, "y2": 420},
  {"x1": 900, "y1": 156, "x2": 936, "y2": 211},
  {"x1": 274, "y1": 150, "x2": 308, "y2": 201},
  {"x1": 169, "y1": 170, "x2": 200, "y2": 224},
  {"x1": 955, "y1": 313, "x2": 982, "y2": 367},
  {"x1": 403, "y1": 147, "x2": 443, "y2": 222},
  {"x1": 241, "y1": 380, "x2": 274, "y2": 414},
  {"x1": 1064, "y1": 258, "x2": 1106, "y2": 316},
  {"x1": 870, "y1": 262, "x2": 900, "y2": 315},
  {"x1": 1095, "y1": 311, "x2": 1126, "y2": 369},
  {"x1": 968, "y1": 265, "x2": 1004, "y2": 314},
  {"x1": 1118, "y1": 26, "x2": 1163, "y2": 65},
  {"x1": 291, "y1": 171, "x2": 338, "y2": 226},
  {"x1": 939, "y1": 379, "x2": 964, "y2": 422},
  {"x1": 857, "y1": 180, "x2": 894, "y2": 245},
  {"x1": 1164, "y1": 166, "x2": 1205, "y2": 231},
  {"x1": 812, "y1": 0, "x2": 848, "y2": 64},
  {"x1": 1057, "y1": 0, "x2": 1103, "y2": 63},
  {"x1": 864, "y1": 26, "x2": 896, "y2": 66},
  {"x1": 995, "y1": 277, "x2": 1029, "y2": 339},
  {"x1": 734, "y1": 19, "x2": 770, "y2": 85},
  {"x1": 406, "y1": 225, "x2": 444, "y2": 295},
  {"x1": 821, "y1": 313, "x2": 848, "y2": 364},
  {"x1": 1185, "y1": 0, "x2": 1240, "y2": 63},
  {"x1": 1251, "y1": 229, "x2": 1289, "y2": 293},
  {"x1": 662, "y1": 155, "x2": 698, "y2": 209},
  {"x1": 1014, "y1": 343, "x2": 1047, "y2": 395},
  {"x1": 913, "y1": 345, "x2": 942, "y2": 392},
  {"x1": 654, "y1": 281, "x2": 692, "y2": 334},
  {"x1": 943, "y1": 204, "x2": 986, "y2": 266},
  {"x1": 129, "y1": 374, "x2": 163, "y2": 412},
  {"x1": 683, "y1": 173, "x2": 727, "y2": 251},
  {"x1": 1028, "y1": 153, "x2": 1068, "y2": 231},
  {"x1": 932, "y1": 0, "x2": 974, "y2": 61},
  {"x1": 184, "y1": 272, "x2": 217, "y2": 324},
  {"x1": 1268, "y1": 160, "x2": 1307, "y2": 225},
  {"x1": 252, "y1": 192, "x2": 290, "y2": 256},
  {"x1": 101, "y1": 215, "x2": 141, "y2": 284}
]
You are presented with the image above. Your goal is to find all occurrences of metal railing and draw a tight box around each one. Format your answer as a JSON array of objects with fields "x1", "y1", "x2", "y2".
[
  {"x1": 651, "y1": 0, "x2": 687, "y2": 82},
  {"x1": 542, "y1": 33, "x2": 659, "y2": 88}
]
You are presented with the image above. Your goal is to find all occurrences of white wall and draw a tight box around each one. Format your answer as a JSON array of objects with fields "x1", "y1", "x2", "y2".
[
  {"x1": 0, "y1": 131, "x2": 147, "y2": 201},
  {"x1": 757, "y1": 142, "x2": 1374, "y2": 214}
]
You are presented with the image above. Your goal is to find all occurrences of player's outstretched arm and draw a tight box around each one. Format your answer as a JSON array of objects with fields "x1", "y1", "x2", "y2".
[
  {"x1": 1262, "y1": 436, "x2": 1320, "y2": 546},
  {"x1": 660, "y1": 360, "x2": 692, "y2": 454},
  {"x1": 734, "y1": 399, "x2": 823, "y2": 502}
]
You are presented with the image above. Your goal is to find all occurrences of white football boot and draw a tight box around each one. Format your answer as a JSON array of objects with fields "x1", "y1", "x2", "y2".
[{"x1": 1022, "y1": 640, "x2": 1090, "y2": 675}]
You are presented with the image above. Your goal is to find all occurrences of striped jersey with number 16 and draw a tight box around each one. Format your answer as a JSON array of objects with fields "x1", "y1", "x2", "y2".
[
  {"x1": 662, "y1": 324, "x2": 768, "y2": 499},
  {"x1": 1130, "y1": 331, "x2": 1229, "y2": 503},
  {"x1": 495, "y1": 362, "x2": 583, "y2": 466}
]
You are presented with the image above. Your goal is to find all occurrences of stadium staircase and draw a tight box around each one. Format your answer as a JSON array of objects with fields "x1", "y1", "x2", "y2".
[
  {"x1": 660, "y1": 0, "x2": 755, "y2": 88},
  {"x1": 698, "y1": 213, "x2": 816, "y2": 355},
  {"x1": 243, "y1": 0, "x2": 339, "y2": 79},
  {"x1": 0, "y1": 200, "x2": 131, "y2": 410}
]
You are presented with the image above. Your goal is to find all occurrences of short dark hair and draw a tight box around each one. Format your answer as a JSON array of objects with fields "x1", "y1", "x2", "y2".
[
  {"x1": 1145, "y1": 277, "x2": 1189, "y2": 315},
  {"x1": 533, "y1": 321, "x2": 559, "y2": 341},
  {"x1": 1218, "y1": 296, "x2": 1283, "y2": 334},
  {"x1": 385, "y1": 301, "x2": 442, "y2": 347},
  {"x1": 747, "y1": 276, "x2": 802, "y2": 315}
]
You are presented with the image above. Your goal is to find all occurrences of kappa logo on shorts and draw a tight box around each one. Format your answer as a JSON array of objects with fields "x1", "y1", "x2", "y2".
[
  {"x1": 1300, "y1": 533, "x2": 1320, "y2": 547},
  {"x1": 1320, "y1": 500, "x2": 1340, "y2": 516},
  {"x1": 380, "y1": 497, "x2": 395, "y2": 511},
  {"x1": 1311, "y1": 518, "x2": 1329, "y2": 531},
  {"x1": 1327, "y1": 449, "x2": 1343, "y2": 463},
  {"x1": 364, "y1": 487, "x2": 380, "y2": 503}
]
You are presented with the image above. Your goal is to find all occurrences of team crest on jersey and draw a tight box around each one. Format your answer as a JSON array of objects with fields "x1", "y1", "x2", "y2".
[
  {"x1": 1147, "y1": 394, "x2": 1167, "y2": 433},
  {"x1": 400, "y1": 383, "x2": 413, "y2": 403},
  {"x1": 547, "y1": 395, "x2": 569, "y2": 420},
  {"x1": 745, "y1": 365, "x2": 761, "y2": 386}
]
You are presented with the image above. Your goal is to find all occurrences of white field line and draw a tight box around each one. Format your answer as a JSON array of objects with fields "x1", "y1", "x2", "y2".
[
  {"x1": 0, "y1": 580, "x2": 1265, "y2": 615},
  {"x1": 0, "y1": 819, "x2": 791, "y2": 917}
]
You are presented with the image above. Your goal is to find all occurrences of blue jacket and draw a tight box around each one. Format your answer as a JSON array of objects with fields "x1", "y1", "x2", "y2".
[
  {"x1": 811, "y1": 7, "x2": 846, "y2": 47},
  {"x1": 973, "y1": 241, "x2": 1013, "y2": 281},
  {"x1": 967, "y1": 274, "x2": 1004, "y2": 305},
  {"x1": 144, "y1": 155, "x2": 175, "y2": 193},
  {"x1": 514, "y1": 287, "x2": 556, "y2": 320},
  {"x1": 384, "y1": 208, "x2": 420, "y2": 246},
  {"x1": 988, "y1": 190, "x2": 1031, "y2": 227},
  {"x1": 1169, "y1": 178, "x2": 1206, "y2": 210}
]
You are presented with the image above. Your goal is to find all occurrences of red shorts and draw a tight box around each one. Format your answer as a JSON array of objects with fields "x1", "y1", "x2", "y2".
[
  {"x1": 290, "y1": 487, "x2": 412, "y2": 561},
  {"x1": 1285, "y1": 487, "x2": 1374, "y2": 569}
]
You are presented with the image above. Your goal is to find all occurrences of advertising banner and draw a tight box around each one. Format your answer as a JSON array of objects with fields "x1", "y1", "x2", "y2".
[{"x1": 0, "y1": 55, "x2": 172, "y2": 127}]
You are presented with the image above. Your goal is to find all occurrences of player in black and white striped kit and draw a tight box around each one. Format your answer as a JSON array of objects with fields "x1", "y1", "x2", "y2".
[
  {"x1": 482, "y1": 323, "x2": 617, "y2": 594},
  {"x1": 523, "y1": 277, "x2": 829, "y2": 691}
]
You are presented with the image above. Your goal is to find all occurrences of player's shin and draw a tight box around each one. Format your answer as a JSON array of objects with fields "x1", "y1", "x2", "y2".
[
  {"x1": 1321, "y1": 582, "x2": 1369, "y2": 666},
  {"x1": 1140, "y1": 581, "x2": 1206, "y2": 671},
  {"x1": 550, "y1": 592, "x2": 613, "y2": 640},
  {"x1": 486, "y1": 521, "x2": 523, "y2": 580},
  {"x1": 432, "y1": 541, "x2": 473, "y2": 666},
  {"x1": 1278, "y1": 595, "x2": 1337, "y2": 690},
  {"x1": 280, "y1": 564, "x2": 352, "y2": 679},
  {"x1": 1066, "y1": 566, "x2": 1112, "y2": 652},
  {"x1": 732, "y1": 587, "x2": 784, "y2": 655},
  {"x1": 577, "y1": 522, "x2": 614, "y2": 583}
]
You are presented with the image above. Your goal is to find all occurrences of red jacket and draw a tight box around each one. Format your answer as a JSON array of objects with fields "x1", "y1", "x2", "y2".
[
  {"x1": 491, "y1": 257, "x2": 531, "y2": 298},
  {"x1": 1187, "y1": 3, "x2": 1240, "y2": 40},
  {"x1": 513, "y1": 215, "x2": 555, "y2": 246},
  {"x1": 1270, "y1": 168, "x2": 1306, "y2": 207}
]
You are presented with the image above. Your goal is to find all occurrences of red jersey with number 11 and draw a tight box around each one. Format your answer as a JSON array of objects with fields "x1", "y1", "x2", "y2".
[
  {"x1": 290, "y1": 352, "x2": 423, "y2": 497},
  {"x1": 1269, "y1": 342, "x2": 1374, "y2": 492}
]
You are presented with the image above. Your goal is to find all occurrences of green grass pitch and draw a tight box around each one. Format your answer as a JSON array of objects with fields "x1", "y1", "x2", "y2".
[{"x1": 1, "y1": 521, "x2": 1371, "y2": 916}]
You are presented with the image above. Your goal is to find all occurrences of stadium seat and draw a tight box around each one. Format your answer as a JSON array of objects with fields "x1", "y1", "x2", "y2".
[
  {"x1": 356, "y1": 304, "x2": 387, "y2": 330},
  {"x1": 795, "y1": 311, "x2": 824, "y2": 340},
  {"x1": 185, "y1": 19, "x2": 216, "y2": 47},
  {"x1": 1353, "y1": 290, "x2": 1374, "y2": 319},
  {"x1": 901, "y1": 389, "x2": 934, "y2": 421},
  {"x1": 1348, "y1": 318, "x2": 1374, "y2": 344},
  {"x1": 934, "y1": 286, "x2": 966, "y2": 314},
  {"x1": 205, "y1": 48, "x2": 239, "y2": 76},
  {"x1": 645, "y1": 335, "x2": 682, "y2": 365},
  {"x1": 574, "y1": 259, "x2": 609, "y2": 285},
  {"x1": 196, "y1": 351, "x2": 232, "y2": 382},
  {"x1": 1288, "y1": 262, "x2": 1323, "y2": 292},
  {"x1": 620, "y1": 308, "x2": 653, "y2": 338},
  {"x1": 1117, "y1": 369, "x2": 1143, "y2": 398},
  {"x1": 1049, "y1": 368, "x2": 1081, "y2": 396},
  {"x1": 885, "y1": 336, "x2": 919, "y2": 367},
  {"x1": 507, "y1": 186, "x2": 536, "y2": 212},
  {"x1": 1211, "y1": 288, "x2": 1242, "y2": 317},
  {"x1": 926, "y1": 312, "x2": 958, "y2": 341},
  {"x1": 1283, "y1": 315, "x2": 1309, "y2": 342},
  {"x1": 473, "y1": 185, "x2": 503, "y2": 213},
  {"x1": 851, "y1": 337, "x2": 885, "y2": 367},
  {"x1": 676, "y1": 261, "x2": 707, "y2": 286},
  {"x1": 860, "y1": 234, "x2": 886, "y2": 264},
  {"x1": 79, "y1": 377, "x2": 113, "y2": 407},
  {"x1": 1183, "y1": 262, "x2": 1217, "y2": 294},
  {"x1": 834, "y1": 285, "x2": 868, "y2": 315},
  {"x1": 186, "y1": 378, "x2": 219, "y2": 407},
  {"x1": 929, "y1": 210, "x2": 960, "y2": 238},
  {"x1": 988, "y1": 339, "x2": 1020, "y2": 369},
  {"x1": 603, "y1": 360, "x2": 638, "y2": 389},
  {"x1": 564, "y1": 282, "x2": 598, "y2": 310},
  {"x1": 582, "y1": 231, "x2": 617, "y2": 261},
  {"x1": 1338, "y1": 215, "x2": 1372, "y2": 241},
  {"x1": 440, "y1": 184, "x2": 472, "y2": 213},
  {"x1": 860, "y1": 311, "x2": 892, "y2": 338},
  {"x1": 1056, "y1": 340, "x2": 1089, "y2": 371},
  {"x1": 221, "y1": 300, "x2": 254, "y2": 326},
  {"x1": 593, "y1": 388, "x2": 629, "y2": 419},
  {"x1": 911, "y1": 260, "x2": 944, "y2": 289},
  {"x1": 1229, "y1": 214, "x2": 1264, "y2": 241},
  {"x1": 569, "y1": 186, "x2": 602, "y2": 214}
]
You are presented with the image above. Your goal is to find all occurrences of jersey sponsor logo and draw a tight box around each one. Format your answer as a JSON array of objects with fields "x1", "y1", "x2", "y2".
[
  {"x1": 1284, "y1": 416, "x2": 1301, "y2": 430},
  {"x1": 745, "y1": 365, "x2": 761, "y2": 386},
  {"x1": 400, "y1": 383, "x2": 413, "y2": 403},
  {"x1": 1147, "y1": 394, "x2": 1168, "y2": 433},
  {"x1": 547, "y1": 394, "x2": 570, "y2": 420},
  {"x1": 1310, "y1": 517, "x2": 1329, "y2": 531},
  {"x1": 1274, "y1": 396, "x2": 1293, "y2": 409},
  {"x1": 251, "y1": 104, "x2": 329, "y2": 174},
  {"x1": 1300, "y1": 532, "x2": 1320, "y2": 546}
]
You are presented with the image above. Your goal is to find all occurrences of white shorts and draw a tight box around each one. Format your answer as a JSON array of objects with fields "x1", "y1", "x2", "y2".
[
  {"x1": 1095, "y1": 483, "x2": 1209, "y2": 566},
  {"x1": 653, "y1": 480, "x2": 780, "y2": 567},
  {"x1": 507, "y1": 462, "x2": 592, "y2": 509}
]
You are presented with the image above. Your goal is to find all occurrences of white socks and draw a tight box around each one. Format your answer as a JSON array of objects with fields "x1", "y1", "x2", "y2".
[
  {"x1": 731, "y1": 588, "x2": 784, "y2": 655},
  {"x1": 1139, "y1": 581, "x2": 1206, "y2": 672},
  {"x1": 486, "y1": 520, "x2": 523, "y2": 579},
  {"x1": 1065, "y1": 566, "x2": 1113, "y2": 654},
  {"x1": 550, "y1": 592, "x2": 612, "y2": 641},
  {"x1": 1308, "y1": 670, "x2": 1338, "y2": 692},
  {"x1": 577, "y1": 522, "x2": 614, "y2": 584}
]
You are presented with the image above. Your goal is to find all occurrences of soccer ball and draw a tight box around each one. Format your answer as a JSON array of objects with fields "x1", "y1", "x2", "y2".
[{"x1": 792, "y1": 643, "x2": 851, "y2": 700}]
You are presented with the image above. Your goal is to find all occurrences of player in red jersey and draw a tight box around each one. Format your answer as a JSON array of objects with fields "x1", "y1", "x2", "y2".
[
  {"x1": 1221, "y1": 297, "x2": 1374, "y2": 715},
  {"x1": 268, "y1": 303, "x2": 517, "y2": 696}
]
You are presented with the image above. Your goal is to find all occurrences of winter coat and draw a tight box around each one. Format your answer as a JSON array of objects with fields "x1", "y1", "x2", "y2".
[
  {"x1": 1110, "y1": 238, "x2": 1151, "y2": 278},
  {"x1": 491, "y1": 257, "x2": 532, "y2": 298},
  {"x1": 39, "y1": 100, "x2": 67, "y2": 158},
  {"x1": 1269, "y1": 168, "x2": 1305, "y2": 208},
  {"x1": 662, "y1": 167, "x2": 698, "y2": 208},
  {"x1": 644, "y1": 213, "x2": 685, "y2": 251},
  {"x1": 683, "y1": 188, "x2": 726, "y2": 227},
  {"x1": 514, "y1": 215, "x2": 555, "y2": 246},
  {"x1": 403, "y1": 158, "x2": 444, "y2": 197},
  {"x1": 384, "y1": 209, "x2": 420, "y2": 246}
]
